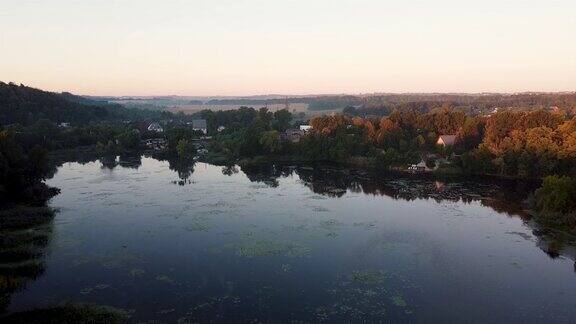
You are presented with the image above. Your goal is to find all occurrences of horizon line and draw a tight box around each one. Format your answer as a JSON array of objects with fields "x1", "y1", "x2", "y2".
[{"x1": 3, "y1": 81, "x2": 575, "y2": 98}]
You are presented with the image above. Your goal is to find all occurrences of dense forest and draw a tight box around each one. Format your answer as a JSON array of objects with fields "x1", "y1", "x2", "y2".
[{"x1": 0, "y1": 82, "x2": 172, "y2": 125}]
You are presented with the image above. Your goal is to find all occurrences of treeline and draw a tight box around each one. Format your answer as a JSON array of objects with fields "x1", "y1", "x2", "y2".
[
  {"x1": 207, "y1": 106, "x2": 576, "y2": 180},
  {"x1": 0, "y1": 82, "x2": 172, "y2": 126},
  {"x1": 324, "y1": 93, "x2": 576, "y2": 115},
  {"x1": 309, "y1": 109, "x2": 576, "y2": 178}
]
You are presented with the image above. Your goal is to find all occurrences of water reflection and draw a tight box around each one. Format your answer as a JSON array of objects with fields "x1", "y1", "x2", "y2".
[
  {"x1": 235, "y1": 164, "x2": 576, "y2": 262},
  {"x1": 0, "y1": 215, "x2": 53, "y2": 315},
  {"x1": 237, "y1": 164, "x2": 533, "y2": 211},
  {"x1": 12, "y1": 156, "x2": 575, "y2": 322}
]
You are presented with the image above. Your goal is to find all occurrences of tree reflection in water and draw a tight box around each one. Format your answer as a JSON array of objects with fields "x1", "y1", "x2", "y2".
[
  {"x1": 167, "y1": 158, "x2": 196, "y2": 186},
  {"x1": 0, "y1": 212, "x2": 54, "y2": 315},
  {"x1": 236, "y1": 163, "x2": 576, "y2": 265}
]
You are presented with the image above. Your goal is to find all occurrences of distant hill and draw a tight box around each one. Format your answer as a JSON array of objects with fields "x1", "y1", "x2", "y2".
[{"x1": 0, "y1": 82, "x2": 169, "y2": 125}]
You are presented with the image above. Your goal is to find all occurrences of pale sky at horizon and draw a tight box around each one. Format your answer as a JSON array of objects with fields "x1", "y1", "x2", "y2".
[{"x1": 1, "y1": 0, "x2": 575, "y2": 96}]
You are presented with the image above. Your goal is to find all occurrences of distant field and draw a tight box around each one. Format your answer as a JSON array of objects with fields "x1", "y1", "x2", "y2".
[
  {"x1": 167, "y1": 103, "x2": 309, "y2": 114},
  {"x1": 110, "y1": 98, "x2": 343, "y2": 117},
  {"x1": 165, "y1": 103, "x2": 342, "y2": 117}
]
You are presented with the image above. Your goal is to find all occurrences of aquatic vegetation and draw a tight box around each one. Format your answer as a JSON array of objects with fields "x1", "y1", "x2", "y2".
[
  {"x1": 235, "y1": 240, "x2": 311, "y2": 258},
  {"x1": 129, "y1": 269, "x2": 146, "y2": 277},
  {"x1": 350, "y1": 270, "x2": 387, "y2": 285},
  {"x1": 352, "y1": 221, "x2": 377, "y2": 230},
  {"x1": 318, "y1": 219, "x2": 344, "y2": 237},
  {"x1": 311, "y1": 206, "x2": 330, "y2": 213},
  {"x1": 155, "y1": 275, "x2": 175, "y2": 284},
  {"x1": 157, "y1": 308, "x2": 175, "y2": 314},
  {"x1": 236, "y1": 240, "x2": 286, "y2": 257},
  {"x1": 80, "y1": 287, "x2": 93, "y2": 295},
  {"x1": 319, "y1": 271, "x2": 416, "y2": 322},
  {"x1": 286, "y1": 244, "x2": 311, "y2": 257},
  {"x1": 282, "y1": 224, "x2": 310, "y2": 233},
  {"x1": 391, "y1": 295, "x2": 407, "y2": 307},
  {"x1": 281, "y1": 264, "x2": 293, "y2": 273},
  {"x1": 5, "y1": 158, "x2": 574, "y2": 322},
  {"x1": 185, "y1": 222, "x2": 213, "y2": 232},
  {"x1": 0, "y1": 304, "x2": 129, "y2": 323},
  {"x1": 80, "y1": 251, "x2": 145, "y2": 270}
]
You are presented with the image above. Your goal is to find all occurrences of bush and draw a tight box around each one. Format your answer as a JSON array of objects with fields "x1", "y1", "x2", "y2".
[{"x1": 534, "y1": 175, "x2": 576, "y2": 227}]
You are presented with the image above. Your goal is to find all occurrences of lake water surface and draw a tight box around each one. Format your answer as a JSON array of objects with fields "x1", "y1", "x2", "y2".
[{"x1": 4, "y1": 156, "x2": 576, "y2": 323}]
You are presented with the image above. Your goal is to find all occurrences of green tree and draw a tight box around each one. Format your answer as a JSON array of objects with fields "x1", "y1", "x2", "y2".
[
  {"x1": 259, "y1": 131, "x2": 282, "y2": 154},
  {"x1": 534, "y1": 176, "x2": 576, "y2": 225},
  {"x1": 272, "y1": 109, "x2": 293, "y2": 132}
]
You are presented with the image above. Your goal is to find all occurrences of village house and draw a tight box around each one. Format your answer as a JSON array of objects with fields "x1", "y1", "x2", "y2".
[
  {"x1": 281, "y1": 129, "x2": 305, "y2": 143},
  {"x1": 192, "y1": 119, "x2": 208, "y2": 134},
  {"x1": 142, "y1": 138, "x2": 167, "y2": 151},
  {"x1": 147, "y1": 122, "x2": 164, "y2": 133},
  {"x1": 437, "y1": 135, "x2": 456, "y2": 147},
  {"x1": 408, "y1": 160, "x2": 427, "y2": 172},
  {"x1": 299, "y1": 125, "x2": 312, "y2": 132}
]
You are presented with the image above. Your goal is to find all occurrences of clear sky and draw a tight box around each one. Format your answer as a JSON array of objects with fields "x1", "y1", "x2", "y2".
[{"x1": 1, "y1": 0, "x2": 575, "y2": 96}]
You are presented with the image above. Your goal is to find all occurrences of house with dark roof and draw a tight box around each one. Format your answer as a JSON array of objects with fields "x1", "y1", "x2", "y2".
[{"x1": 192, "y1": 119, "x2": 207, "y2": 134}]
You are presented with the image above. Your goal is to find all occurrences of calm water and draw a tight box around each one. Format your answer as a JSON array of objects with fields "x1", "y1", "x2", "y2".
[{"x1": 4, "y1": 156, "x2": 576, "y2": 323}]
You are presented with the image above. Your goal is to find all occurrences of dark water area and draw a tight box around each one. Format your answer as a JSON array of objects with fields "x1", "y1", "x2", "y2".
[{"x1": 2, "y1": 156, "x2": 576, "y2": 323}]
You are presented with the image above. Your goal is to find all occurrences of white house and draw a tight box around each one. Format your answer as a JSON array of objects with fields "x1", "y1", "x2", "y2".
[
  {"x1": 300, "y1": 125, "x2": 312, "y2": 132},
  {"x1": 147, "y1": 122, "x2": 164, "y2": 133},
  {"x1": 408, "y1": 160, "x2": 427, "y2": 172}
]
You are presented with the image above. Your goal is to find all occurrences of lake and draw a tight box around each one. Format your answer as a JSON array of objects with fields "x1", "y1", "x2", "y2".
[{"x1": 3, "y1": 156, "x2": 576, "y2": 323}]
